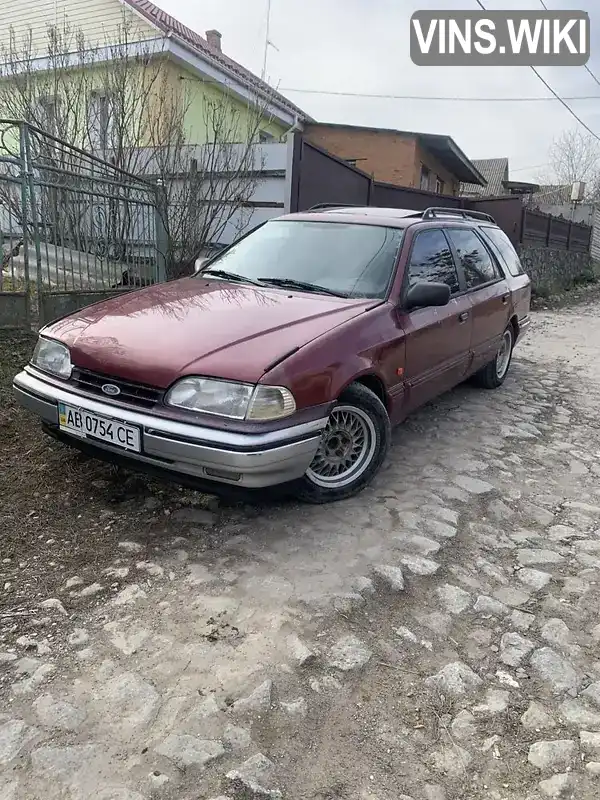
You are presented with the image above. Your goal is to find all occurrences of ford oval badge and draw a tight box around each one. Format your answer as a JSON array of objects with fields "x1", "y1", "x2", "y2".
[{"x1": 101, "y1": 383, "x2": 121, "y2": 397}]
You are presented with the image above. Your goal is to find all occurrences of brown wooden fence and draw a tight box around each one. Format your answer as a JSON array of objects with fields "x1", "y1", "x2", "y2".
[{"x1": 289, "y1": 136, "x2": 592, "y2": 253}]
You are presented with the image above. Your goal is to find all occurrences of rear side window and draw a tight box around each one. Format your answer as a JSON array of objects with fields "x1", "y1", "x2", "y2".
[
  {"x1": 446, "y1": 228, "x2": 501, "y2": 289},
  {"x1": 407, "y1": 229, "x2": 460, "y2": 294},
  {"x1": 480, "y1": 226, "x2": 524, "y2": 277}
]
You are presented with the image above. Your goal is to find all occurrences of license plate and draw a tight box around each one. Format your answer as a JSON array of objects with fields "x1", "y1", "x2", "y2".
[{"x1": 58, "y1": 403, "x2": 141, "y2": 452}]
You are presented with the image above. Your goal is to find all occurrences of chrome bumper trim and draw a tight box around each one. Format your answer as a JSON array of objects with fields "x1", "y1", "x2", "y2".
[{"x1": 13, "y1": 369, "x2": 327, "y2": 488}]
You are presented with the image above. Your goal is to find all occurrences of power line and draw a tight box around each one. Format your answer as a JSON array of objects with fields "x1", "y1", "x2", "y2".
[
  {"x1": 474, "y1": 0, "x2": 600, "y2": 143},
  {"x1": 279, "y1": 87, "x2": 600, "y2": 102},
  {"x1": 511, "y1": 162, "x2": 550, "y2": 173},
  {"x1": 537, "y1": 0, "x2": 600, "y2": 88},
  {"x1": 529, "y1": 66, "x2": 600, "y2": 142}
]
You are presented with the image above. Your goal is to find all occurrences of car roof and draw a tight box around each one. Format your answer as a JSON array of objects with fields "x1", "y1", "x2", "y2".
[{"x1": 276, "y1": 205, "x2": 498, "y2": 229}]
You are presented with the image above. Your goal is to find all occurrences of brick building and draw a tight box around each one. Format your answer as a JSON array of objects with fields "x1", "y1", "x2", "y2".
[{"x1": 303, "y1": 123, "x2": 485, "y2": 196}]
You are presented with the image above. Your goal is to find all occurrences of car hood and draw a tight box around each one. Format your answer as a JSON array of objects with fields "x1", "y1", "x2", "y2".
[{"x1": 44, "y1": 278, "x2": 376, "y2": 387}]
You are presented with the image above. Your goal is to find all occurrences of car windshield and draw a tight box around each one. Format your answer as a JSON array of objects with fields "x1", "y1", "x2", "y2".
[{"x1": 199, "y1": 220, "x2": 404, "y2": 299}]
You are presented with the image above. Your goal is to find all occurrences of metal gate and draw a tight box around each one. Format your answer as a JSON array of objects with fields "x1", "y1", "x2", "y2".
[{"x1": 0, "y1": 120, "x2": 164, "y2": 329}]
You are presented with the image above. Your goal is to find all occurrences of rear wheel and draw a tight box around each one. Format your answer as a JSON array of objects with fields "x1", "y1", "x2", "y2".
[
  {"x1": 295, "y1": 383, "x2": 391, "y2": 504},
  {"x1": 473, "y1": 325, "x2": 514, "y2": 389}
]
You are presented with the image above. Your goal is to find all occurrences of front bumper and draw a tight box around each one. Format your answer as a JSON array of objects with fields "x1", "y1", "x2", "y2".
[{"x1": 13, "y1": 368, "x2": 327, "y2": 489}]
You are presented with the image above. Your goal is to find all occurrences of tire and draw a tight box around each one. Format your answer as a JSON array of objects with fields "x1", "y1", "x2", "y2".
[
  {"x1": 295, "y1": 383, "x2": 391, "y2": 504},
  {"x1": 473, "y1": 324, "x2": 514, "y2": 389}
]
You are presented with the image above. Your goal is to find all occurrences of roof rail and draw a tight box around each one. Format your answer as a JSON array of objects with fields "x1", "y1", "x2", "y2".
[
  {"x1": 307, "y1": 203, "x2": 360, "y2": 211},
  {"x1": 422, "y1": 207, "x2": 496, "y2": 224}
]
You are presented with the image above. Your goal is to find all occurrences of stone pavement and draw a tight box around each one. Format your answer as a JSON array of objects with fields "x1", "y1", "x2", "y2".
[{"x1": 2, "y1": 301, "x2": 600, "y2": 799}]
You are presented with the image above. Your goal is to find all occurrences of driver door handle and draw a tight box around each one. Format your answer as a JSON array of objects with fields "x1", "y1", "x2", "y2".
[{"x1": 458, "y1": 311, "x2": 469, "y2": 323}]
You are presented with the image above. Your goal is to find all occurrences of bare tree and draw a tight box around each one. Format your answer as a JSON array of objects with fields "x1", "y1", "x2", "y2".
[
  {"x1": 147, "y1": 90, "x2": 270, "y2": 276},
  {"x1": 0, "y1": 15, "x2": 272, "y2": 280},
  {"x1": 543, "y1": 128, "x2": 600, "y2": 201}
]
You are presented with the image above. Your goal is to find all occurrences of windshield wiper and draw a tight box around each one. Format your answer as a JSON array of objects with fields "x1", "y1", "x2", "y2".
[
  {"x1": 258, "y1": 277, "x2": 349, "y2": 298},
  {"x1": 201, "y1": 269, "x2": 265, "y2": 287}
]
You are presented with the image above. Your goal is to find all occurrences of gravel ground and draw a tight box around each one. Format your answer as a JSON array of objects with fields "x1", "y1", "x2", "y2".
[
  {"x1": 1, "y1": 291, "x2": 600, "y2": 800},
  {"x1": 0, "y1": 332, "x2": 231, "y2": 647}
]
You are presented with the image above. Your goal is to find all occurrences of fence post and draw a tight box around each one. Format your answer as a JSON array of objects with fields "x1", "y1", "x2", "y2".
[
  {"x1": 519, "y1": 206, "x2": 525, "y2": 243},
  {"x1": 21, "y1": 122, "x2": 44, "y2": 327},
  {"x1": 546, "y1": 215, "x2": 552, "y2": 246},
  {"x1": 17, "y1": 123, "x2": 31, "y2": 328},
  {"x1": 154, "y1": 181, "x2": 168, "y2": 283},
  {"x1": 367, "y1": 175, "x2": 374, "y2": 206},
  {"x1": 284, "y1": 132, "x2": 302, "y2": 213}
]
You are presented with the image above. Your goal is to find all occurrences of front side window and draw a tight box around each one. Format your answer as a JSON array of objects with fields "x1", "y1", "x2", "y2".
[
  {"x1": 198, "y1": 220, "x2": 404, "y2": 299},
  {"x1": 445, "y1": 228, "x2": 500, "y2": 289},
  {"x1": 406, "y1": 229, "x2": 460, "y2": 294},
  {"x1": 480, "y1": 226, "x2": 524, "y2": 277}
]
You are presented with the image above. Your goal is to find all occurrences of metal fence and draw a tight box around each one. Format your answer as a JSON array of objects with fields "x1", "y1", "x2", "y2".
[
  {"x1": 0, "y1": 120, "x2": 164, "y2": 329},
  {"x1": 521, "y1": 207, "x2": 591, "y2": 253},
  {"x1": 287, "y1": 135, "x2": 593, "y2": 253}
]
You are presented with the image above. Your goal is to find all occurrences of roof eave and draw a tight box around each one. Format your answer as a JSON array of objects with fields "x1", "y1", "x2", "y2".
[
  {"x1": 420, "y1": 134, "x2": 486, "y2": 185},
  {"x1": 165, "y1": 38, "x2": 307, "y2": 127},
  {"x1": 119, "y1": 0, "x2": 310, "y2": 123}
]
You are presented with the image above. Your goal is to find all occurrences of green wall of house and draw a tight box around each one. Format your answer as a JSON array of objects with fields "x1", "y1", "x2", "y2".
[{"x1": 176, "y1": 64, "x2": 288, "y2": 145}]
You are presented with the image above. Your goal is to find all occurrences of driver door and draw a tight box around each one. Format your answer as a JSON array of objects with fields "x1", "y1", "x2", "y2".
[{"x1": 398, "y1": 228, "x2": 472, "y2": 412}]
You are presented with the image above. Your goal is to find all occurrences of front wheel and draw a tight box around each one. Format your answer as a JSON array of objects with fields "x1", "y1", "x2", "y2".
[
  {"x1": 295, "y1": 383, "x2": 391, "y2": 504},
  {"x1": 473, "y1": 325, "x2": 514, "y2": 389}
]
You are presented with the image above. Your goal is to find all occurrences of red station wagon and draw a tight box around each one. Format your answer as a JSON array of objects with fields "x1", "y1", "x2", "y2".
[{"x1": 13, "y1": 206, "x2": 531, "y2": 503}]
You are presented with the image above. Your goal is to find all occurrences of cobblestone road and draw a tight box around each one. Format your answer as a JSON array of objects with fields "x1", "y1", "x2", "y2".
[{"x1": 2, "y1": 302, "x2": 600, "y2": 800}]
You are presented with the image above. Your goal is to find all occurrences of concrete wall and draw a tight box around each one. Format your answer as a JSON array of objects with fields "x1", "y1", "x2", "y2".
[{"x1": 518, "y1": 244, "x2": 598, "y2": 296}]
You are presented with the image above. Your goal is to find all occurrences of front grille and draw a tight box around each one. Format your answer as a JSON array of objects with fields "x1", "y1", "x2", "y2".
[{"x1": 70, "y1": 368, "x2": 163, "y2": 409}]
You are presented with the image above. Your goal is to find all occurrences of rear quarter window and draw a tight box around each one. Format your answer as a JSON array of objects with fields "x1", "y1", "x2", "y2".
[{"x1": 479, "y1": 226, "x2": 524, "y2": 277}]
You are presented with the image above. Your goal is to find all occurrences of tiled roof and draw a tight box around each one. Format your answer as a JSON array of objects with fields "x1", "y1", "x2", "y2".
[
  {"x1": 460, "y1": 157, "x2": 510, "y2": 197},
  {"x1": 121, "y1": 0, "x2": 309, "y2": 120}
]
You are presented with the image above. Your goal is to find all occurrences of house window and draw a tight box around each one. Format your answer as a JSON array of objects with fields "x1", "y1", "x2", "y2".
[
  {"x1": 345, "y1": 159, "x2": 358, "y2": 167},
  {"x1": 435, "y1": 177, "x2": 445, "y2": 194},
  {"x1": 258, "y1": 129, "x2": 275, "y2": 143},
  {"x1": 88, "y1": 93, "x2": 113, "y2": 152},
  {"x1": 420, "y1": 164, "x2": 431, "y2": 191},
  {"x1": 37, "y1": 96, "x2": 59, "y2": 134}
]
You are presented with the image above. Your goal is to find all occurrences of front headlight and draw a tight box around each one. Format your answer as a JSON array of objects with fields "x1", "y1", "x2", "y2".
[
  {"x1": 31, "y1": 337, "x2": 72, "y2": 379},
  {"x1": 165, "y1": 377, "x2": 296, "y2": 421}
]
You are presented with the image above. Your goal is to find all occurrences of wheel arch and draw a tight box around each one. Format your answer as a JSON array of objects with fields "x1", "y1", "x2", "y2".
[
  {"x1": 509, "y1": 314, "x2": 519, "y2": 341},
  {"x1": 340, "y1": 372, "x2": 390, "y2": 412}
]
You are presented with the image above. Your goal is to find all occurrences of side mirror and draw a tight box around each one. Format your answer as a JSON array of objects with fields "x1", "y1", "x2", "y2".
[
  {"x1": 404, "y1": 281, "x2": 451, "y2": 310},
  {"x1": 194, "y1": 257, "x2": 209, "y2": 274}
]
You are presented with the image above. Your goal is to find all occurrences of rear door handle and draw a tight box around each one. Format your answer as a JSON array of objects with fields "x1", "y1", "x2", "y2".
[{"x1": 458, "y1": 311, "x2": 469, "y2": 322}]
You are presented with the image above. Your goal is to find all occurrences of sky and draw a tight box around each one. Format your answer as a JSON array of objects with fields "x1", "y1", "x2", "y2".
[{"x1": 153, "y1": 0, "x2": 600, "y2": 183}]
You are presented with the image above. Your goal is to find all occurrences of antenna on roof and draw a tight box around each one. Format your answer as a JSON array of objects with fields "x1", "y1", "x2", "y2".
[{"x1": 261, "y1": 0, "x2": 274, "y2": 81}]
